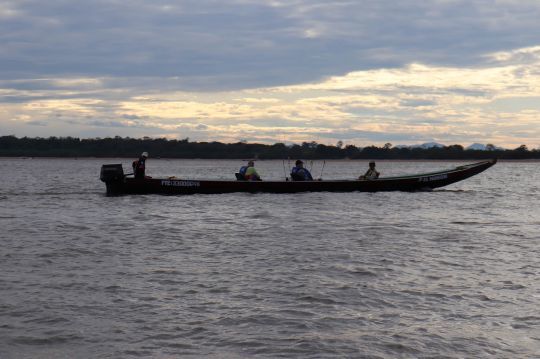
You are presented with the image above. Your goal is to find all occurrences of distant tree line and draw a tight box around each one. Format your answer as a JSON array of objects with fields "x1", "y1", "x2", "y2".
[{"x1": 0, "y1": 135, "x2": 539, "y2": 160}]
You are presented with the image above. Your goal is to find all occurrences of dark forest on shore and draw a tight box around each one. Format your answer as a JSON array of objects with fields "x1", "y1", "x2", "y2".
[{"x1": 0, "y1": 135, "x2": 538, "y2": 160}]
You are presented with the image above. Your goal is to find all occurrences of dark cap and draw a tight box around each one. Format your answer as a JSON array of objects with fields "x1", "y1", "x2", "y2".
[
  {"x1": 369, "y1": 161, "x2": 375, "y2": 165},
  {"x1": 295, "y1": 160, "x2": 303, "y2": 165}
]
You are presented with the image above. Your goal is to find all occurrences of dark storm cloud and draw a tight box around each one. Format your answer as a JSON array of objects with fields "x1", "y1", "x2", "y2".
[{"x1": 2, "y1": 0, "x2": 540, "y2": 90}]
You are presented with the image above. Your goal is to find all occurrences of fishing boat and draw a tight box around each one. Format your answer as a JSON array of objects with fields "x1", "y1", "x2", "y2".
[{"x1": 100, "y1": 159, "x2": 496, "y2": 196}]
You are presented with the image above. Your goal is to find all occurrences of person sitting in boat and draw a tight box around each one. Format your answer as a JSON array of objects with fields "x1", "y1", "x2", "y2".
[
  {"x1": 291, "y1": 160, "x2": 313, "y2": 181},
  {"x1": 132, "y1": 152, "x2": 148, "y2": 179},
  {"x1": 238, "y1": 160, "x2": 261, "y2": 181},
  {"x1": 359, "y1": 161, "x2": 380, "y2": 180}
]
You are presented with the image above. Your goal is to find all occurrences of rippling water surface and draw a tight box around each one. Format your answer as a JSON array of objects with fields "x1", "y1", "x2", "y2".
[{"x1": 1, "y1": 158, "x2": 539, "y2": 358}]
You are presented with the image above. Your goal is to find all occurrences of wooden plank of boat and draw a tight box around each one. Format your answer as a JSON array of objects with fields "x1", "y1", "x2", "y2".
[{"x1": 100, "y1": 159, "x2": 496, "y2": 196}]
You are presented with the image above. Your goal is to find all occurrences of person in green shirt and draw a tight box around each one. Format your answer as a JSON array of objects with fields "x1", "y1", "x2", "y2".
[{"x1": 239, "y1": 160, "x2": 262, "y2": 181}]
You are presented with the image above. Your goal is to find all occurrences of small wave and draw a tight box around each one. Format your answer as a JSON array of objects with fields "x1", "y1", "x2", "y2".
[
  {"x1": 334, "y1": 264, "x2": 378, "y2": 277},
  {"x1": 451, "y1": 221, "x2": 494, "y2": 225},
  {"x1": 401, "y1": 289, "x2": 448, "y2": 299},
  {"x1": 56, "y1": 223, "x2": 93, "y2": 231},
  {"x1": 248, "y1": 212, "x2": 274, "y2": 219},
  {"x1": 154, "y1": 279, "x2": 187, "y2": 286},
  {"x1": 437, "y1": 260, "x2": 461, "y2": 267},
  {"x1": 499, "y1": 281, "x2": 526, "y2": 290},
  {"x1": 151, "y1": 269, "x2": 183, "y2": 275},
  {"x1": 298, "y1": 295, "x2": 339, "y2": 305},
  {"x1": 513, "y1": 315, "x2": 540, "y2": 322},
  {"x1": 138, "y1": 296, "x2": 158, "y2": 302},
  {"x1": 208, "y1": 287, "x2": 231, "y2": 294},
  {"x1": 184, "y1": 326, "x2": 210, "y2": 338},
  {"x1": 215, "y1": 314, "x2": 281, "y2": 328},
  {"x1": 144, "y1": 333, "x2": 183, "y2": 341},
  {"x1": 4, "y1": 191, "x2": 103, "y2": 197},
  {"x1": 123, "y1": 350, "x2": 153, "y2": 357},
  {"x1": 432, "y1": 189, "x2": 473, "y2": 193},
  {"x1": 224, "y1": 339, "x2": 266, "y2": 348},
  {"x1": 350, "y1": 269, "x2": 377, "y2": 277},
  {"x1": 104, "y1": 285, "x2": 122, "y2": 292},
  {"x1": 276, "y1": 309, "x2": 316, "y2": 318},
  {"x1": 23, "y1": 316, "x2": 71, "y2": 325},
  {"x1": 384, "y1": 341, "x2": 421, "y2": 354},
  {"x1": 12, "y1": 334, "x2": 82, "y2": 345},
  {"x1": 159, "y1": 342, "x2": 195, "y2": 349},
  {"x1": 38, "y1": 247, "x2": 96, "y2": 259}
]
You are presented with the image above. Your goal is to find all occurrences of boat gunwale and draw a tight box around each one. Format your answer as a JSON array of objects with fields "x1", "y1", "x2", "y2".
[{"x1": 129, "y1": 159, "x2": 496, "y2": 184}]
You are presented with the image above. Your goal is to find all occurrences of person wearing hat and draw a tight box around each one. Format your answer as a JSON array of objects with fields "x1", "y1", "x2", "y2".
[
  {"x1": 290, "y1": 160, "x2": 313, "y2": 181},
  {"x1": 133, "y1": 152, "x2": 148, "y2": 179},
  {"x1": 359, "y1": 161, "x2": 380, "y2": 180}
]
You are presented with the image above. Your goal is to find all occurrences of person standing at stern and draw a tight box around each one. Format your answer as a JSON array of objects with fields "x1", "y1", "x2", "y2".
[{"x1": 132, "y1": 152, "x2": 148, "y2": 179}]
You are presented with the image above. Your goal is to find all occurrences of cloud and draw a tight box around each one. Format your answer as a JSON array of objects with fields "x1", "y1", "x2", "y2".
[
  {"x1": 26, "y1": 120, "x2": 47, "y2": 126},
  {"x1": 87, "y1": 120, "x2": 134, "y2": 128},
  {"x1": 400, "y1": 99, "x2": 436, "y2": 108},
  {"x1": 0, "y1": 2, "x2": 20, "y2": 19},
  {"x1": 1, "y1": 1, "x2": 540, "y2": 147},
  {"x1": 2, "y1": 45, "x2": 540, "y2": 147},
  {"x1": 2, "y1": 1, "x2": 540, "y2": 90}
]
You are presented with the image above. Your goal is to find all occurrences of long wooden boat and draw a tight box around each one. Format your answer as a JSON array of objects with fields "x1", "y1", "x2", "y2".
[{"x1": 100, "y1": 159, "x2": 496, "y2": 195}]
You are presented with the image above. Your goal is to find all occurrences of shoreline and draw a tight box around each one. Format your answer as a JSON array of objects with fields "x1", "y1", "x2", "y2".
[{"x1": 1, "y1": 156, "x2": 538, "y2": 162}]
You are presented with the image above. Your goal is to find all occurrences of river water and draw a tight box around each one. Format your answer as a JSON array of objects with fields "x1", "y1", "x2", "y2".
[{"x1": 1, "y1": 158, "x2": 539, "y2": 358}]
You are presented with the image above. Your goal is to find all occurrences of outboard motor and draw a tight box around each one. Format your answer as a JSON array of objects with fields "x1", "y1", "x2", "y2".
[{"x1": 100, "y1": 164, "x2": 124, "y2": 183}]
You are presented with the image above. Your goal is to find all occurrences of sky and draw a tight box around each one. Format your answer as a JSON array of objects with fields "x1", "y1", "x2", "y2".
[{"x1": 1, "y1": 0, "x2": 540, "y2": 148}]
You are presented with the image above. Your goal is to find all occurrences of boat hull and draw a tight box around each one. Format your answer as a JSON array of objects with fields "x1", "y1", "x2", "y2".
[{"x1": 101, "y1": 160, "x2": 496, "y2": 196}]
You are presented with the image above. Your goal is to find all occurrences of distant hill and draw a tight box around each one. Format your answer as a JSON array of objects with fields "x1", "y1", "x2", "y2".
[
  {"x1": 395, "y1": 142, "x2": 446, "y2": 149},
  {"x1": 467, "y1": 143, "x2": 487, "y2": 150},
  {"x1": 414, "y1": 142, "x2": 445, "y2": 149},
  {"x1": 466, "y1": 143, "x2": 505, "y2": 151}
]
